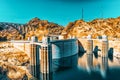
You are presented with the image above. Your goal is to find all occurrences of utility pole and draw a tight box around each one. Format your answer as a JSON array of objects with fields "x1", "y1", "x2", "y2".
[{"x1": 82, "y1": 8, "x2": 84, "y2": 20}]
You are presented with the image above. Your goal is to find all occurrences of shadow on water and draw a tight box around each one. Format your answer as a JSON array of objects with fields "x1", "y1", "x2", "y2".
[
  {"x1": 107, "y1": 67, "x2": 120, "y2": 80},
  {"x1": 54, "y1": 56, "x2": 120, "y2": 80},
  {"x1": 54, "y1": 66, "x2": 108, "y2": 80},
  {"x1": 54, "y1": 66, "x2": 72, "y2": 72},
  {"x1": 54, "y1": 50, "x2": 120, "y2": 80},
  {"x1": 78, "y1": 40, "x2": 86, "y2": 57},
  {"x1": 108, "y1": 48, "x2": 114, "y2": 62},
  {"x1": 54, "y1": 66, "x2": 90, "y2": 80},
  {"x1": 93, "y1": 46, "x2": 101, "y2": 58}
]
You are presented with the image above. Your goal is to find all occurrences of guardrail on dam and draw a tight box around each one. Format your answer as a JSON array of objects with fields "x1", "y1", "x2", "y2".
[{"x1": 11, "y1": 36, "x2": 79, "y2": 80}]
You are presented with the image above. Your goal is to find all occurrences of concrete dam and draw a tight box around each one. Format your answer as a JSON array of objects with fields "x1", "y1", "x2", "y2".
[
  {"x1": 6, "y1": 34, "x2": 120, "y2": 80},
  {"x1": 11, "y1": 35, "x2": 113, "y2": 80},
  {"x1": 11, "y1": 36, "x2": 79, "y2": 80}
]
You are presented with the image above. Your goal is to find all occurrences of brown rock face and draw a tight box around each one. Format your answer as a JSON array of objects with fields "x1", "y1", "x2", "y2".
[
  {"x1": 62, "y1": 17, "x2": 120, "y2": 39},
  {"x1": 0, "y1": 17, "x2": 64, "y2": 41},
  {"x1": 25, "y1": 17, "x2": 64, "y2": 40},
  {"x1": 1, "y1": 17, "x2": 120, "y2": 40},
  {"x1": 0, "y1": 24, "x2": 22, "y2": 41}
]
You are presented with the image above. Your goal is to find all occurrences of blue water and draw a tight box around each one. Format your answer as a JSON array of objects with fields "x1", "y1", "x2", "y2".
[{"x1": 54, "y1": 54, "x2": 120, "y2": 80}]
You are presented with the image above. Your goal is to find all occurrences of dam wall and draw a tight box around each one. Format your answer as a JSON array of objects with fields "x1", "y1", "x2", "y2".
[
  {"x1": 51, "y1": 39, "x2": 78, "y2": 70},
  {"x1": 78, "y1": 38, "x2": 120, "y2": 57},
  {"x1": 11, "y1": 41, "x2": 31, "y2": 57},
  {"x1": 11, "y1": 38, "x2": 79, "y2": 71}
]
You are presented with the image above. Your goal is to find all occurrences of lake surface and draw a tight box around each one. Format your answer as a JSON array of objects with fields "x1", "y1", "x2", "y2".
[{"x1": 54, "y1": 53, "x2": 120, "y2": 80}]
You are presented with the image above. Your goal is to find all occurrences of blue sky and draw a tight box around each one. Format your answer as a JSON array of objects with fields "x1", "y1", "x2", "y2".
[{"x1": 0, "y1": 0, "x2": 120, "y2": 26}]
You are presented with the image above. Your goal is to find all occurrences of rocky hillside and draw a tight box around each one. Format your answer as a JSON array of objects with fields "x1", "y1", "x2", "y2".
[
  {"x1": 0, "y1": 18, "x2": 64, "y2": 41},
  {"x1": 25, "y1": 17, "x2": 64, "y2": 40},
  {"x1": 0, "y1": 22, "x2": 24, "y2": 41},
  {"x1": 0, "y1": 22, "x2": 22, "y2": 30},
  {"x1": 0, "y1": 42, "x2": 33, "y2": 80},
  {"x1": 62, "y1": 17, "x2": 120, "y2": 39},
  {"x1": 1, "y1": 17, "x2": 120, "y2": 40}
]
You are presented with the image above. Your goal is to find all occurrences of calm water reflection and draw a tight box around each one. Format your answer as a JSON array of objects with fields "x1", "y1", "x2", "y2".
[{"x1": 54, "y1": 53, "x2": 120, "y2": 80}]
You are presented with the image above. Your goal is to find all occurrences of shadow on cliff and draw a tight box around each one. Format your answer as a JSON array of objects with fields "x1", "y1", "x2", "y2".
[
  {"x1": 0, "y1": 66, "x2": 28, "y2": 80},
  {"x1": 0, "y1": 67, "x2": 9, "y2": 80},
  {"x1": 0, "y1": 27, "x2": 3, "y2": 31},
  {"x1": 0, "y1": 37, "x2": 7, "y2": 41},
  {"x1": 78, "y1": 40, "x2": 86, "y2": 57}
]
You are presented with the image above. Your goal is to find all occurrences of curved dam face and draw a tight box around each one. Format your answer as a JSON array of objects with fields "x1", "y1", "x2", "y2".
[
  {"x1": 51, "y1": 39, "x2": 78, "y2": 71},
  {"x1": 11, "y1": 38, "x2": 79, "y2": 72}
]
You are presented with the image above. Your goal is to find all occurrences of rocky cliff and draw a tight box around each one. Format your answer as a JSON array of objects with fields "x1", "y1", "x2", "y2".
[
  {"x1": 62, "y1": 17, "x2": 120, "y2": 39},
  {"x1": 0, "y1": 18, "x2": 64, "y2": 41},
  {"x1": 0, "y1": 22, "x2": 23, "y2": 41},
  {"x1": 1, "y1": 17, "x2": 120, "y2": 40},
  {"x1": 25, "y1": 17, "x2": 64, "y2": 40}
]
